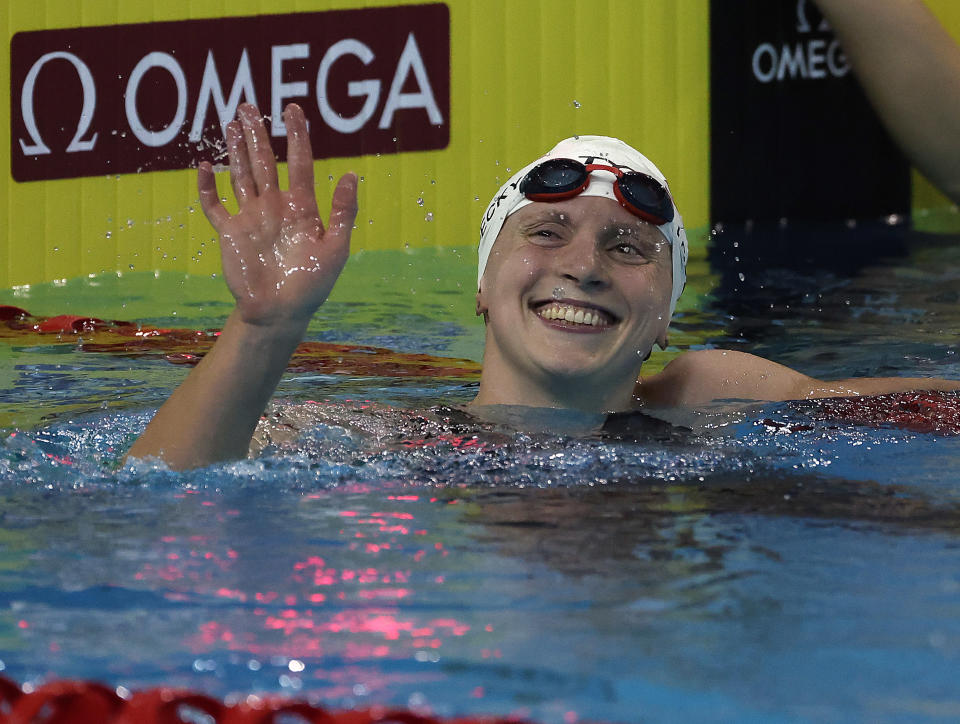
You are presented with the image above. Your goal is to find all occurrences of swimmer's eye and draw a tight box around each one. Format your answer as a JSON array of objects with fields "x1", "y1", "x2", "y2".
[
  {"x1": 609, "y1": 238, "x2": 665, "y2": 263},
  {"x1": 609, "y1": 241, "x2": 652, "y2": 261},
  {"x1": 523, "y1": 225, "x2": 566, "y2": 243}
]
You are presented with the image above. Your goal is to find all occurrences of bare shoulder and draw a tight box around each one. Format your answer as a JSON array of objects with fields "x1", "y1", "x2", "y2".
[{"x1": 636, "y1": 349, "x2": 815, "y2": 408}]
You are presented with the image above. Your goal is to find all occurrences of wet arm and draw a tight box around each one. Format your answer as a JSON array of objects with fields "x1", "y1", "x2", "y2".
[
  {"x1": 125, "y1": 103, "x2": 358, "y2": 470},
  {"x1": 816, "y1": 0, "x2": 960, "y2": 201},
  {"x1": 638, "y1": 349, "x2": 960, "y2": 407},
  {"x1": 125, "y1": 314, "x2": 307, "y2": 469}
]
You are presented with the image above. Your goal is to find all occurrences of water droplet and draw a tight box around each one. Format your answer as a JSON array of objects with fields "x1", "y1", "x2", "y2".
[
  {"x1": 424, "y1": 212, "x2": 434, "y2": 222},
  {"x1": 417, "y1": 197, "x2": 424, "y2": 207},
  {"x1": 104, "y1": 232, "x2": 112, "y2": 239},
  {"x1": 572, "y1": 100, "x2": 581, "y2": 109},
  {"x1": 738, "y1": 272, "x2": 746, "y2": 282}
]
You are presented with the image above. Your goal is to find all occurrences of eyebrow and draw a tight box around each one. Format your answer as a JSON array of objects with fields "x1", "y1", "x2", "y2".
[
  {"x1": 516, "y1": 209, "x2": 575, "y2": 229},
  {"x1": 516, "y1": 208, "x2": 667, "y2": 246}
]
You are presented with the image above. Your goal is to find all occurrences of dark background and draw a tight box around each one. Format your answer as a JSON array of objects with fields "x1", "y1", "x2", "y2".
[{"x1": 709, "y1": 0, "x2": 910, "y2": 225}]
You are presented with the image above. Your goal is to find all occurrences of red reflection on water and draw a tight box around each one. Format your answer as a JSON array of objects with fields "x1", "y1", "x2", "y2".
[{"x1": 140, "y1": 496, "x2": 485, "y2": 676}]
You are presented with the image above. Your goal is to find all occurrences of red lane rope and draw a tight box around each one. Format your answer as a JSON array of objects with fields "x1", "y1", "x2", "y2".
[
  {"x1": 0, "y1": 306, "x2": 480, "y2": 379},
  {"x1": 2, "y1": 305, "x2": 957, "y2": 433},
  {"x1": 789, "y1": 390, "x2": 960, "y2": 435},
  {"x1": 0, "y1": 675, "x2": 530, "y2": 724}
]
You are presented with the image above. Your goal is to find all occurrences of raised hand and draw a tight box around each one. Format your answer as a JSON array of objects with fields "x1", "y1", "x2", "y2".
[{"x1": 197, "y1": 103, "x2": 358, "y2": 328}]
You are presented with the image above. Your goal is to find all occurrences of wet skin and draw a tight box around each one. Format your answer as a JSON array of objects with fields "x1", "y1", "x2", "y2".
[{"x1": 473, "y1": 197, "x2": 673, "y2": 412}]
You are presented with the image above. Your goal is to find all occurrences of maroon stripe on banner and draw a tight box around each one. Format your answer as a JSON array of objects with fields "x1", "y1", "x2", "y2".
[{"x1": 10, "y1": 4, "x2": 450, "y2": 182}]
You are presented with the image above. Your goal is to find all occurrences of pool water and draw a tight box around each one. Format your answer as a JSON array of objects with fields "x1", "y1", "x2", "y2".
[{"x1": 1, "y1": 230, "x2": 960, "y2": 723}]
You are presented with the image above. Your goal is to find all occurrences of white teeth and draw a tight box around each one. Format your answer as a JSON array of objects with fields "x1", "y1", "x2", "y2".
[{"x1": 537, "y1": 303, "x2": 608, "y2": 327}]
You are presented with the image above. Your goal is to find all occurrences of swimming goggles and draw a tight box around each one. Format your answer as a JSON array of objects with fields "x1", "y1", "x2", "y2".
[{"x1": 518, "y1": 158, "x2": 675, "y2": 226}]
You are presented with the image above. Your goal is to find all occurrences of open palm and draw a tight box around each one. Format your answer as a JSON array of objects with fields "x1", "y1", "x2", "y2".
[{"x1": 198, "y1": 103, "x2": 358, "y2": 327}]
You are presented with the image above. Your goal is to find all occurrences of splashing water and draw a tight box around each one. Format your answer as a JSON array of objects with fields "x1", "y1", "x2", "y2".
[{"x1": 3, "y1": 233, "x2": 960, "y2": 722}]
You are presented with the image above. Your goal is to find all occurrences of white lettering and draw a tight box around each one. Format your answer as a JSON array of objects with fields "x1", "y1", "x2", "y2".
[
  {"x1": 753, "y1": 39, "x2": 849, "y2": 83},
  {"x1": 752, "y1": 43, "x2": 778, "y2": 83},
  {"x1": 19, "y1": 51, "x2": 98, "y2": 155},
  {"x1": 827, "y1": 39, "x2": 849, "y2": 77},
  {"x1": 796, "y1": 0, "x2": 830, "y2": 33},
  {"x1": 807, "y1": 38, "x2": 826, "y2": 78},
  {"x1": 795, "y1": 0, "x2": 812, "y2": 33},
  {"x1": 316, "y1": 39, "x2": 381, "y2": 134},
  {"x1": 378, "y1": 33, "x2": 443, "y2": 129},
  {"x1": 189, "y1": 49, "x2": 257, "y2": 142},
  {"x1": 126, "y1": 52, "x2": 188, "y2": 147},
  {"x1": 777, "y1": 43, "x2": 807, "y2": 81},
  {"x1": 271, "y1": 43, "x2": 309, "y2": 136}
]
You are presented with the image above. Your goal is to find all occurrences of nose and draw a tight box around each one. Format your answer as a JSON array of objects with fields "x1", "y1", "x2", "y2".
[{"x1": 556, "y1": 232, "x2": 609, "y2": 289}]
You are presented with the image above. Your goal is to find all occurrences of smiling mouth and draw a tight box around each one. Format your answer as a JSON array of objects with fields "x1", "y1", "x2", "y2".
[{"x1": 533, "y1": 301, "x2": 617, "y2": 328}]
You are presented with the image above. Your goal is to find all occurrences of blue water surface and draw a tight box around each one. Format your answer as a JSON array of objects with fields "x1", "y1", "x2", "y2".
[{"x1": 0, "y1": 236, "x2": 959, "y2": 723}]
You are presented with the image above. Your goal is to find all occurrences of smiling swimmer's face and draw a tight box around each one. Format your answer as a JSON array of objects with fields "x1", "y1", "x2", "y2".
[{"x1": 475, "y1": 195, "x2": 673, "y2": 411}]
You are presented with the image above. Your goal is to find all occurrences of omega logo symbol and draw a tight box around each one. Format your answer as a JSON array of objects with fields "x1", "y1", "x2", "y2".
[{"x1": 19, "y1": 51, "x2": 99, "y2": 155}]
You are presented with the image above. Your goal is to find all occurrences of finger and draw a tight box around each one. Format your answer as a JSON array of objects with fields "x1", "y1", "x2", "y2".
[
  {"x1": 284, "y1": 103, "x2": 315, "y2": 192},
  {"x1": 325, "y1": 173, "x2": 360, "y2": 252},
  {"x1": 226, "y1": 120, "x2": 255, "y2": 203},
  {"x1": 197, "y1": 162, "x2": 230, "y2": 229},
  {"x1": 238, "y1": 103, "x2": 280, "y2": 194}
]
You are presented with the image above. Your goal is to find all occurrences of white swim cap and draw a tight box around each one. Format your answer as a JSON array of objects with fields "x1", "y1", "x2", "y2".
[{"x1": 477, "y1": 136, "x2": 688, "y2": 316}]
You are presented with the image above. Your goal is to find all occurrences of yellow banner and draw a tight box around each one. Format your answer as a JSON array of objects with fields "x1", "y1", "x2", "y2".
[{"x1": 1, "y1": 0, "x2": 710, "y2": 288}]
